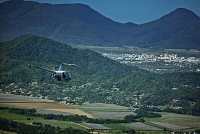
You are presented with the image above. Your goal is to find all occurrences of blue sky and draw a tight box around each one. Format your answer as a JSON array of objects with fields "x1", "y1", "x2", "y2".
[{"x1": 1, "y1": 0, "x2": 200, "y2": 24}]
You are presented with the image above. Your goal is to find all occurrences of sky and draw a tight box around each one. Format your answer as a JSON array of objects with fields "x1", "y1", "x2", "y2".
[{"x1": 1, "y1": 0, "x2": 200, "y2": 24}]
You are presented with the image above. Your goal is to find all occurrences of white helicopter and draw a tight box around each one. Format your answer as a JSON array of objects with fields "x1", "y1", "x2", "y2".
[{"x1": 29, "y1": 62, "x2": 77, "y2": 81}]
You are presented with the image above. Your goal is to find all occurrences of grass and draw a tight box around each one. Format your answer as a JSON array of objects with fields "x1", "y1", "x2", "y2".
[
  {"x1": 83, "y1": 123, "x2": 110, "y2": 130},
  {"x1": 0, "y1": 93, "x2": 54, "y2": 103},
  {"x1": 80, "y1": 108, "x2": 131, "y2": 112},
  {"x1": 0, "y1": 102, "x2": 93, "y2": 118},
  {"x1": 144, "y1": 112, "x2": 200, "y2": 122},
  {"x1": 0, "y1": 110, "x2": 42, "y2": 120},
  {"x1": 1, "y1": 99, "x2": 200, "y2": 132},
  {"x1": 90, "y1": 111, "x2": 134, "y2": 120},
  {"x1": 77, "y1": 103, "x2": 132, "y2": 114},
  {"x1": 144, "y1": 122, "x2": 167, "y2": 130},
  {"x1": 143, "y1": 112, "x2": 200, "y2": 131},
  {"x1": 104, "y1": 123, "x2": 132, "y2": 130},
  {"x1": 0, "y1": 110, "x2": 88, "y2": 130},
  {"x1": 38, "y1": 120, "x2": 88, "y2": 130},
  {"x1": 0, "y1": 130, "x2": 16, "y2": 134},
  {"x1": 77, "y1": 103, "x2": 134, "y2": 120}
]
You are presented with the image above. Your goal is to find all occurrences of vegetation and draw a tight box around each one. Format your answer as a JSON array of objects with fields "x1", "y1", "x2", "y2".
[
  {"x1": 0, "y1": 118, "x2": 89, "y2": 134},
  {"x1": 1, "y1": 106, "x2": 200, "y2": 133},
  {"x1": 135, "y1": 107, "x2": 162, "y2": 118},
  {"x1": 0, "y1": 35, "x2": 200, "y2": 116},
  {"x1": 2, "y1": 107, "x2": 136, "y2": 124},
  {"x1": 1, "y1": 106, "x2": 163, "y2": 125}
]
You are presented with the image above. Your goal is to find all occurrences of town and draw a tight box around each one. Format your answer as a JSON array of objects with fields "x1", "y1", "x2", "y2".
[{"x1": 102, "y1": 52, "x2": 200, "y2": 73}]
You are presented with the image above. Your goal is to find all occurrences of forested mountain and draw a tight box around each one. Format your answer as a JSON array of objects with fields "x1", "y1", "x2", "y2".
[
  {"x1": 0, "y1": 35, "x2": 200, "y2": 114},
  {"x1": 0, "y1": 0, "x2": 134, "y2": 45},
  {"x1": 0, "y1": 0, "x2": 200, "y2": 49},
  {"x1": 126, "y1": 8, "x2": 200, "y2": 49}
]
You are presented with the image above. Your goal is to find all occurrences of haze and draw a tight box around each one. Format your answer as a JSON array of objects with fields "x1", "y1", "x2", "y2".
[{"x1": 1, "y1": 0, "x2": 199, "y2": 24}]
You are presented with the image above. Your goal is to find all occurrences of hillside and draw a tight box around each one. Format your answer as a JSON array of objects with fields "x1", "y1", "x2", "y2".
[
  {"x1": 127, "y1": 8, "x2": 200, "y2": 49},
  {"x1": 0, "y1": 0, "x2": 134, "y2": 45},
  {"x1": 0, "y1": 35, "x2": 200, "y2": 114},
  {"x1": 0, "y1": 34, "x2": 137, "y2": 84},
  {"x1": 0, "y1": 34, "x2": 145, "y2": 103},
  {"x1": 0, "y1": 0, "x2": 200, "y2": 49}
]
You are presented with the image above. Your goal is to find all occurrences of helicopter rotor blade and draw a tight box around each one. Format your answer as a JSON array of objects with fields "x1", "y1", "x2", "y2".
[
  {"x1": 46, "y1": 59, "x2": 77, "y2": 67},
  {"x1": 29, "y1": 63, "x2": 54, "y2": 73},
  {"x1": 62, "y1": 63, "x2": 78, "y2": 67}
]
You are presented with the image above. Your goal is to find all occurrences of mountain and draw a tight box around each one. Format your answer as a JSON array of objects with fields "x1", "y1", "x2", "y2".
[
  {"x1": 127, "y1": 8, "x2": 200, "y2": 49},
  {"x1": 0, "y1": 0, "x2": 135, "y2": 45},
  {"x1": 0, "y1": 34, "x2": 200, "y2": 108},
  {"x1": 0, "y1": 0, "x2": 200, "y2": 49}
]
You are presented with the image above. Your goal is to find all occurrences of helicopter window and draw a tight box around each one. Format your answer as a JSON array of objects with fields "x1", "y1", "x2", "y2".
[{"x1": 62, "y1": 72, "x2": 66, "y2": 78}]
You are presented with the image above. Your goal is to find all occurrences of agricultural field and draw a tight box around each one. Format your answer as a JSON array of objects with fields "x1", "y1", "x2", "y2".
[
  {"x1": 82, "y1": 123, "x2": 111, "y2": 130},
  {"x1": 0, "y1": 102, "x2": 93, "y2": 118},
  {"x1": 0, "y1": 130, "x2": 16, "y2": 134},
  {"x1": 151, "y1": 122, "x2": 190, "y2": 130},
  {"x1": 1, "y1": 94, "x2": 200, "y2": 133},
  {"x1": 77, "y1": 103, "x2": 134, "y2": 119},
  {"x1": 91, "y1": 111, "x2": 134, "y2": 119},
  {"x1": 144, "y1": 112, "x2": 200, "y2": 131},
  {"x1": 0, "y1": 109, "x2": 88, "y2": 130},
  {"x1": 127, "y1": 122, "x2": 163, "y2": 131},
  {"x1": 145, "y1": 112, "x2": 200, "y2": 122},
  {"x1": 0, "y1": 93, "x2": 94, "y2": 118},
  {"x1": 0, "y1": 93, "x2": 53, "y2": 102},
  {"x1": 78, "y1": 103, "x2": 200, "y2": 132}
]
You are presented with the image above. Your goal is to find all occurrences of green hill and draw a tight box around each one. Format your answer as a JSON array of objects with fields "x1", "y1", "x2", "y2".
[{"x1": 0, "y1": 35, "x2": 200, "y2": 114}]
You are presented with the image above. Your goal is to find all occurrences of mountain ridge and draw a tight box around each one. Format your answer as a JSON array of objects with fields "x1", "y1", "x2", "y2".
[{"x1": 0, "y1": 0, "x2": 200, "y2": 49}]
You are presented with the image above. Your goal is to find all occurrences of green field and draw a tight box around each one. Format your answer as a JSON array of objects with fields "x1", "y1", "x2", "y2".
[
  {"x1": 0, "y1": 93, "x2": 54, "y2": 103},
  {"x1": 77, "y1": 103, "x2": 200, "y2": 132},
  {"x1": 104, "y1": 123, "x2": 132, "y2": 130},
  {"x1": 1, "y1": 99, "x2": 200, "y2": 133},
  {"x1": 145, "y1": 112, "x2": 200, "y2": 122},
  {"x1": 0, "y1": 110, "x2": 42, "y2": 120},
  {"x1": 144, "y1": 112, "x2": 200, "y2": 131},
  {"x1": 77, "y1": 103, "x2": 134, "y2": 119},
  {"x1": 0, "y1": 130, "x2": 16, "y2": 134},
  {"x1": 0, "y1": 110, "x2": 88, "y2": 130},
  {"x1": 78, "y1": 103, "x2": 131, "y2": 111}
]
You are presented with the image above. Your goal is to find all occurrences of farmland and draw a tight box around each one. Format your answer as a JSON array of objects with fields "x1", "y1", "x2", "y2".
[
  {"x1": 0, "y1": 93, "x2": 53, "y2": 102},
  {"x1": 0, "y1": 93, "x2": 94, "y2": 118},
  {"x1": 0, "y1": 109, "x2": 87, "y2": 130},
  {"x1": 77, "y1": 103, "x2": 134, "y2": 119},
  {"x1": 78, "y1": 102, "x2": 200, "y2": 132},
  {"x1": 0, "y1": 102, "x2": 93, "y2": 118},
  {"x1": 145, "y1": 112, "x2": 200, "y2": 122},
  {"x1": 1, "y1": 94, "x2": 200, "y2": 133}
]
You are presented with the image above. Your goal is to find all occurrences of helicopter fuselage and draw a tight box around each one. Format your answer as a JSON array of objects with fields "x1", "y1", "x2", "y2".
[
  {"x1": 29, "y1": 62, "x2": 75, "y2": 82},
  {"x1": 52, "y1": 71, "x2": 71, "y2": 81}
]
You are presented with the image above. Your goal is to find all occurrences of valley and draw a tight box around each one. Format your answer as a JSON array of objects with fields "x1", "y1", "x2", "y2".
[
  {"x1": 0, "y1": 0, "x2": 200, "y2": 133},
  {"x1": 1, "y1": 35, "x2": 200, "y2": 115},
  {"x1": 76, "y1": 45, "x2": 200, "y2": 74},
  {"x1": 1, "y1": 93, "x2": 200, "y2": 134},
  {"x1": 0, "y1": 35, "x2": 199, "y2": 133}
]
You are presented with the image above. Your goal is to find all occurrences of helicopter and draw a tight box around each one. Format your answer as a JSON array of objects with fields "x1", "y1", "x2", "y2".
[{"x1": 28, "y1": 62, "x2": 77, "y2": 81}]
